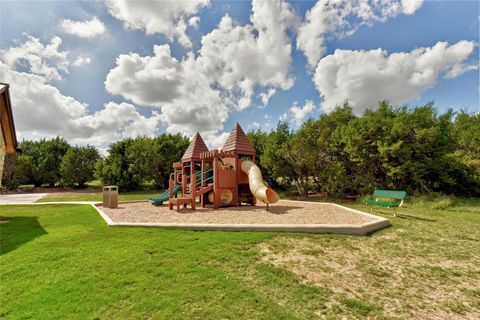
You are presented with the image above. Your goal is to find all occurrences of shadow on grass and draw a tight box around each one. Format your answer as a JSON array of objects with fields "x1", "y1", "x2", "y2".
[
  {"x1": 395, "y1": 213, "x2": 436, "y2": 222},
  {"x1": 0, "y1": 216, "x2": 47, "y2": 255}
]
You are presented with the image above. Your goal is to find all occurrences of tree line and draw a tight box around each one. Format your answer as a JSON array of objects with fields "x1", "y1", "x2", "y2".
[
  {"x1": 5, "y1": 102, "x2": 479, "y2": 196},
  {"x1": 248, "y1": 102, "x2": 480, "y2": 196},
  {"x1": 6, "y1": 134, "x2": 189, "y2": 191}
]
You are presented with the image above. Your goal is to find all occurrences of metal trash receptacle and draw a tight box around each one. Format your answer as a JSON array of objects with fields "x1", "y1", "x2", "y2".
[{"x1": 103, "y1": 186, "x2": 118, "y2": 208}]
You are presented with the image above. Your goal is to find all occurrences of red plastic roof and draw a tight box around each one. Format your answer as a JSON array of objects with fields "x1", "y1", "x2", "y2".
[
  {"x1": 181, "y1": 133, "x2": 209, "y2": 162},
  {"x1": 222, "y1": 123, "x2": 256, "y2": 155}
]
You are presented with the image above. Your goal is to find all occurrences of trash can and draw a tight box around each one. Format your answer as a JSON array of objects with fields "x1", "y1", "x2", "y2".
[{"x1": 103, "y1": 186, "x2": 118, "y2": 208}]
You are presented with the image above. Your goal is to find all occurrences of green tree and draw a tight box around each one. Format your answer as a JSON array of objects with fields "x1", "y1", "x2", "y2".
[
  {"x1": 247, "y1": 130, "x2": 276, "y2": 187},
  {"x1": 38, "y1": 137, "x2": 71, "y2": 186},
  {"x1": 96, "y1": 139, "x2": 139, "y2": 190},
  {"x1": 446, "y1": 112, "x2": 480, "y2": 195},
  {"x1": 292, "y1": 105, "x2": 355, "y2": 195},
  {"x1": 96, "y1": 135, "x2": 189, "y2": 191},
  {"x1": 60, "y1": 146, "x2": 100, "y2": 187},
  {"x1": 260, "y1": 122, "x2": 303, "y2": 193},
  {"x1": 13, "y1": 138, "x2": 70, "y2": 187},
  {"x1": 147, "y1": 134, "x2": 189, "y2": 189}
]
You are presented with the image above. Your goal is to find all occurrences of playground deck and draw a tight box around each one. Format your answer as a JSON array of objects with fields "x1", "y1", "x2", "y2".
[{"x1": 97, "y1": 200, "x2": 390, "y2": 235}]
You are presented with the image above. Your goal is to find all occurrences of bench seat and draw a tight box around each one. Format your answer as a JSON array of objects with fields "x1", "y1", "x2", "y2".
[{"x1": 365, "y1": 199, "x2": 399, "y2": 207}]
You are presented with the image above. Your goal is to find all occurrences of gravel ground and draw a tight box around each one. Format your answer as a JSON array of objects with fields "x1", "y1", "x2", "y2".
[{"x1": 99, "y1": 200, "x2": 377, "y2": 225}]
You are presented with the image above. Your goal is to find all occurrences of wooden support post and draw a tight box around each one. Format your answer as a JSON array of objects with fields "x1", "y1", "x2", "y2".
[
  {"x1": 182, "y1": 164, "x2": 187, "y2": 196},
  {"x1": 169, "y1": 177, "x2": 174, "y2": 210},
  {"x1": 191, "y1": 171, "x2": 196, "y2": 210},
  {"x1": 213, "y1": 156, "x2": 219, "y2": 209},
  {"x1": 201, "y1": 160, "x2": 204, "y2": 186},
  {"x1": 190, "y1": 161, "x2": 194, "y2": 193}
]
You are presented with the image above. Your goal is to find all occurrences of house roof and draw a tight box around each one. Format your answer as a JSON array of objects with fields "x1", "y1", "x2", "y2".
[
  {"x1": 0, "y1": 83, "x2": 18, "y2": 154},
  {"x1": 181, "y1": 132, "x2": 209, "y2": 162},
  {"x1": 222, "y1": 123, "x2": 256, "y2": 155}
]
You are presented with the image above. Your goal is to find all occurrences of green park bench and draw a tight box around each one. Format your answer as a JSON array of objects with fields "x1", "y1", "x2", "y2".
[{"x1": 366, "y1": 189, "x2": 407, "y2": 215}]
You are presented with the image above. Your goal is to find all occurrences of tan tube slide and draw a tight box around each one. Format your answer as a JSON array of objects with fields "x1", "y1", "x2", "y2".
[{"x1": 241, "y1": 160, "x2": 279, "y2": 204}]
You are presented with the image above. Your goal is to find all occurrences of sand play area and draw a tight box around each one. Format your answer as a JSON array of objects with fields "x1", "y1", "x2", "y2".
[{"x1": 97, "y1": 200, "x2": 390, "y2": 235}]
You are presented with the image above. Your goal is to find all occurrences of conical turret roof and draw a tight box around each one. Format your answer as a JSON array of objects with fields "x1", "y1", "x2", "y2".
[
  {"x1": 181, "y1": 133, "x2": 209, "y2": 162},
  {"x1": 222, "y1": 123, "x2": 256, "y2": 155}
]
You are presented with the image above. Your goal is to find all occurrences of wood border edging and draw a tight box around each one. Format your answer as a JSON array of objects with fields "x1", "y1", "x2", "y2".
[{"x1": 93, "y1": 201, "x2": 390, "y2": 235}]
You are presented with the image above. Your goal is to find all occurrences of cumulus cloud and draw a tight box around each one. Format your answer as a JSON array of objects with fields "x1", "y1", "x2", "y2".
[
  {"x1": 0, "y1": 35, "x2": 68, "y2": 81},
  {"x1": 106, "y1": 0, "x2": 209, "y2": 48},
  {"x1": 1, "y1": 62, "x2": 161, "y2": 147},
  {"x1": 289, "y1": 100, "x2": 316, "y2": 125},
  {"x1": 74, "y1": 102, "x2": 161, "y2": 145},
  {"x1": 73, "y1": 55, "x2": 91, "y2": 67},
  {"x1": 297, "y1": 0, "x2": 424, "y2": 67},
  {"x1": 0, "y1": 36, "x2": 161, "y2": 148},
  {"x1": 60, "y1": 17, "x2": 106, "y2": 39},
  {"x1": 198, "y1": 0, "x2": 296, "y2": 109},
  {"x1": 105, "y1": 0, "x2": 296, "y2": 142},
  {"x1": 105, "y1": 45, "x2": 183, "y2": 106},
  {"x1": 315, "y1": 41, "x2": 476, "y2": 115}
]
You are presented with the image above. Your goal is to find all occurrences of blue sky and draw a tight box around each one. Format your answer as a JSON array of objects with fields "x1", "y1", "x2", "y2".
[{"x1": 0, "y1": 0, "x2": 478, "y2": 148}]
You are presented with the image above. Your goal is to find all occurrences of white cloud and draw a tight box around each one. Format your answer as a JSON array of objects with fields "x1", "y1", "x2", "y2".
[
  {"x1": 105, "y1": 44, "x2": 183, "y2": 106},
  {"x1": 105, "y1": 45, "x2": 229, "y2": 136},
  {"x1": 105, "y1": 0, "x2": 296, "y2": 141},
  {"x1": 0, "y1": 36, "x2": 161, "y2": 148},
  {"x1": 1, "y1": 35, "x2": 68, "y2": 81},
  {"x1": 444, "y1": 63, "x2": 478, "y2": 79},
  {"x1": 401, "y1": 0, "x2": 423, "y2": 15},
  {"x1": 188, "y1": 16, "x2": 200, "y2": 29},
  {"x1": 73, "y1": 55, "x2": 91, "y2": 67},
  {"x1": 290, "y1": 100, "x2": 316, "y2": 125},
  {"x1": 75, "y1": 102, "x2": 161, "y2": 145},
  {"x1": 198, "y1": 0, "x2": 296, "y2": 110},
  {"x1": 201, "y1": 131, "x2": 230, "y2": 150},
  {"x1": 297, "y1": 0, "x2": 424, "y2": 67},
  {"x1": 315, "y1": 41, "x2": 477, "y2": 115},
  {"x1": 60, "y1": 17, "x2": 106, "y2": 39},
  {"x1": 259, "y1": 88, "x2": 276, "y2": 106},
  {"x1": 106, "y1": 0, "x2": 209, "y2": 48},
  {"x1": 1, "y1": 62, "x2": 161, "y2": 147}
]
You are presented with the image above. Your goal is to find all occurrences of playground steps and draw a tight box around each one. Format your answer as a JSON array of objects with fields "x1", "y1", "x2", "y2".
[
  {"x1": 196, "y1": 184, "x2": 213, "y2": 194},
  {"x1": 169, "y1": 197, "x2": 195, "y2": 212}
]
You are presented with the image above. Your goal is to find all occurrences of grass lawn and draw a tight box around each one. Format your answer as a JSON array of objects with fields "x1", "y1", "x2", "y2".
[
  {"x1": 35, "y1": 190, "x2": 164, "y2": 202},
  {"x1": 1, "y1": 200, "x2": 479, "y2": 319}
]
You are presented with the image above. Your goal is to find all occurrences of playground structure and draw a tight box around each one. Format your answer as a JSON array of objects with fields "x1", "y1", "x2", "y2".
[{"x1": 150, "y1": 123, "x2": 279, "y2": 211}]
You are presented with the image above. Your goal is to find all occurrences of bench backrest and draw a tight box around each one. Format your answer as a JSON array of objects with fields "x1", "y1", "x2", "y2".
[{"x1": 373, "y1": 189, "x2": 407, "y2": 200}]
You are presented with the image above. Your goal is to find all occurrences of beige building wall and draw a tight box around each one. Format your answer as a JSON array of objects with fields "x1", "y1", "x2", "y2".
[{"x1": 0, "y1": 125, "x2": 5, "y2": 187}]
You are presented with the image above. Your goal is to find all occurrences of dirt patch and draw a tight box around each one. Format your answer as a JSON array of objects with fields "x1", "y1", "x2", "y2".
[
  {"x1": 259, "y1": 234, "x2": 480, "y2": 319},
  {"x1": 99, "y1": 200, "x2": 378, "y2": 226}
]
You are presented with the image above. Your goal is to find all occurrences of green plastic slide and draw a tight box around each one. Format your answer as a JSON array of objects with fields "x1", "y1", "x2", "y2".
[{"x1": 149, "y1": 184, "x2": 181, "y2": 206}]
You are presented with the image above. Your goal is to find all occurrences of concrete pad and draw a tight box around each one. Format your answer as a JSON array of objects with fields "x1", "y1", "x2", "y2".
[{"x1": 0, "y1": 193, "x2": 49, "y2": 204}]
